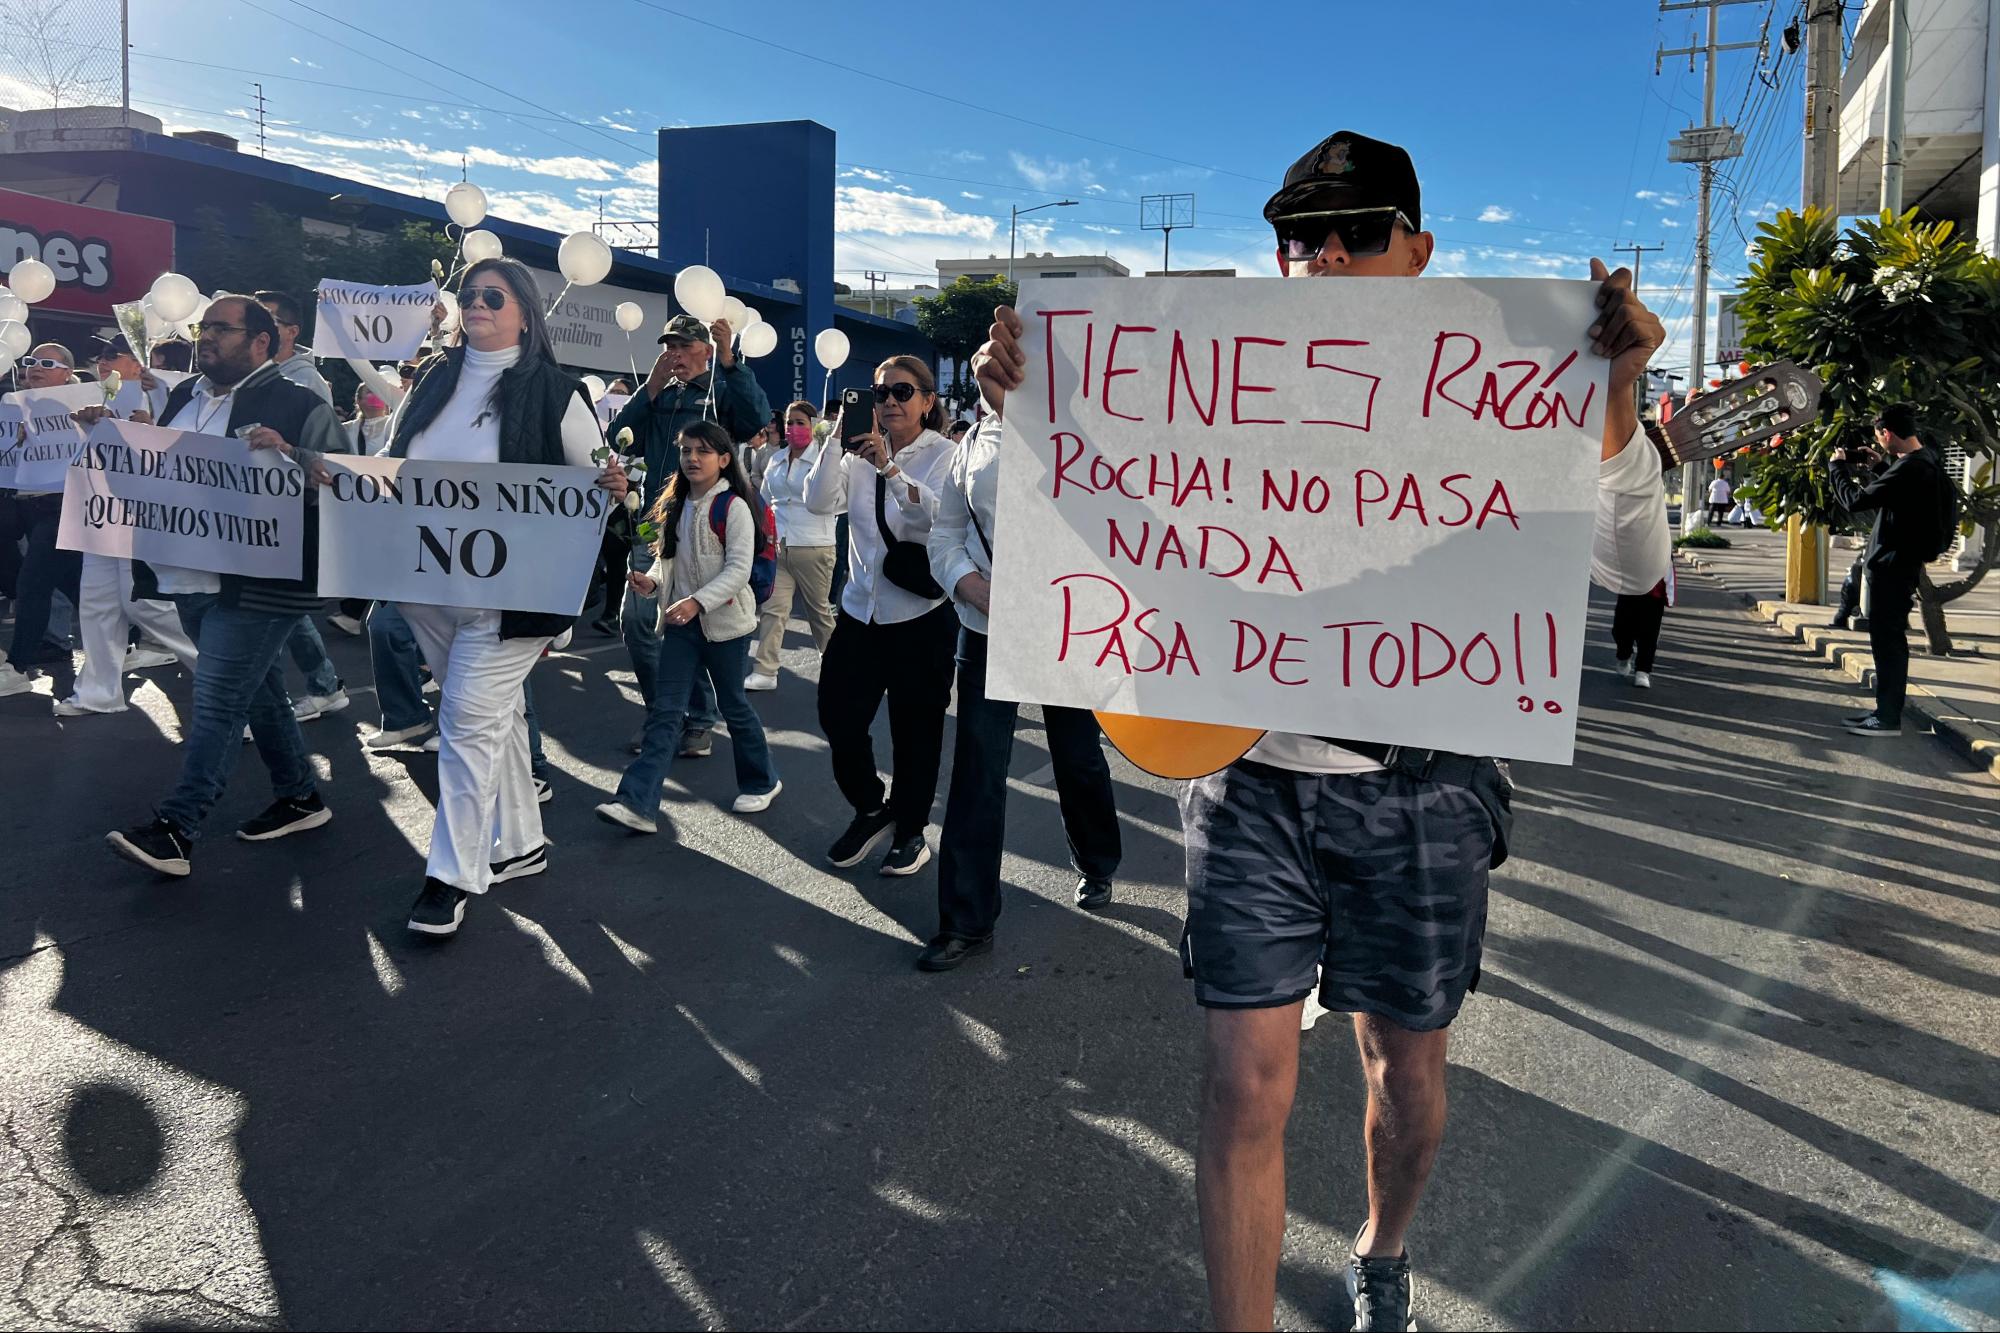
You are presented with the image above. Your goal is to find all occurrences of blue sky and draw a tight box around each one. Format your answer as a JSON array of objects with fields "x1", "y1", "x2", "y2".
[{"x1": 106, "y1": 0, "x2": 1825, "y2": 377}]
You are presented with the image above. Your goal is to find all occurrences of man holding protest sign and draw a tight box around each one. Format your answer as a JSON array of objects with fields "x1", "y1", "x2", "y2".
[
  {"x1": 0, "y1": 343, "x2": 87, "y2": 699},
  {"x1": 104, "y1": 295, "x2": 345, "y2": 878},
  {"x1": 608, "y1": 314, "x2": 769, "y2": 759},
  {"x1": 972, "y1": 131, "x2": 1667, "y2": 1332}
]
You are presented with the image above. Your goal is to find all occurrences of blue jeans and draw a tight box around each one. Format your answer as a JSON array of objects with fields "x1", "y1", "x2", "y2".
[
  {"x1": 616, "y1": 624, "x2": 776, "y2": 813},
  {"x1": 158, "y1": 596, "x2": 316, "y2": 837},
  {"x1": 368, "y1": 601, "x2": 431, "y2": 731},
  {"x1": 524, "y1": 675, "x2": 549, "y2": 781},
  {"x1": 622, "y1": 583, "x2": 720, "y2": 729},
  {"x1": 285, "y1": 614, "x2": 340, "y2": 697}
]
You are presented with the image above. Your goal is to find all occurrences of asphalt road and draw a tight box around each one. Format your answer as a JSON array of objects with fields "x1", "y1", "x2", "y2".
[{"x1": 2, "y1": 569, "x2": 1997, "y2": 1331}]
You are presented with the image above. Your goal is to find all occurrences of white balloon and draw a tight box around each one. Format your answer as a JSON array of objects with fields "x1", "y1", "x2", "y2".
[
  {"x1": 719, "y1": 296, "x2": 748, "y2": 336},
  {"x1": 142, "y1": 304, "x2": 173, "y2": 340},
  {"x1": 814, "y1": 327, "x2": 851, "y2": 371},
  {"x1": 673, "y1": 265, "x2": 726, "y2": 322},
  {"x1": 184, "y1": 297, "x2": 211, "y2": 338},
  {"x1": 0, "y1": 293, "x2": 25, "y2": 324},
  {"x1": 445, "y1": 181, "x2": 488, "y2": 228},
  {"x1": 8, "y1": 258, "x2": 56, "y2": 304},
  {"x1": 557, "y1": 230, "x2": 613, "y2": 286},
  {"x1": 461, "y1": 229, "x2": 503, "y2": 264},
  {"x1": 582, "y1": 374, "x2": 607, "y2": 402},
  {"x1": 0, "y1": 353, "x2": 14, "y2": 379},
  {"x1": 148, "y1": 272, "x2": 201, "y2": 322},
  {"x1": 741, "y1": 305, "x2": 761, "y2": 333},
  {"x1": 0, "y1": 319, "x2": 30, "y2": 358},
  {"x1": 739, "y1": 321, "x2": 778, "y2": 359},
  {"x1": 614, "y1": 300, "x2": 645, "y2": 332}
]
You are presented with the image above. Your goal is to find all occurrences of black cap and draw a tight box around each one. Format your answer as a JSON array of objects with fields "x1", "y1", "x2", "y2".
[
  {"x1": 656, "y1": 314, "x2": 713, "y2": 346},
  {"x1": 1263, "y1": 131, "x2": 1421, "y2": 230},
  {"x1": 92, "y1": 333, "x2": 136, "y2": 360}
]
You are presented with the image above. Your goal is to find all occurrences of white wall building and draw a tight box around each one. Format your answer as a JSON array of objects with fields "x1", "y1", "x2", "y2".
[
  {"x1": 936, "y1": 252, "x2": 1130, "y2": 285},
  {"x1": 1838, "y1": 0, "x2": 1999, "y2": 254}
]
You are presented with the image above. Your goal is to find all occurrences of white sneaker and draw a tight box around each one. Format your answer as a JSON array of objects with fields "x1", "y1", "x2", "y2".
[
  {"x1": 1301, "y1": 989, "x2": 1331, "y2": 1032},
  {"x1": 365, "y1": 721, "x2": 434, "y2": 750},
  {"x1": 551, "y1": 628, "x2": 573, "y2": 652},
  {"x1": 1617, "y1": 656, "x2": 1636, "y2": 680},
  {"x1": 744, "y1": 672, "x2": 779, "y2": 692},
  {"x1": 421, "y1": 677, "x2": 439, "y2": 696},
  {"x1": 123, "y1": 645, "x2": 177, "y2": 672},
  {"x1": 328, "y1": 613, "x2": 365, "y2": 636},
  {"x1": 732, "y1": 781, "x2": 782, "y2": 814},
  {"x1": 534, "y1": 775, "x2": 553, "y2": 804},
  {"x1": 1634, "y1": 671, "x2": 1652, "y2": 689},
  {"x1": 422, "y1": 734, "x2": 441, "y2": 752},
  {"x1": 54, "y1": 697, "x2": 119, "y2": 717},
  {"x1": 594, "y1": 800, "x2": 658, "y2": 834},
  {"x1": 294, "y1": 687, "x2": 351, "y2": 721},
  {"x1": 0, "y1": 663, "x2": 33, "y2": 698}
]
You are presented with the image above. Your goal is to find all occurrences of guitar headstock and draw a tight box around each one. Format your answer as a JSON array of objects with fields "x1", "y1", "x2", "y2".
[{"x1": 1662, "y1": 360, "x2": 1823, "y2": 466}]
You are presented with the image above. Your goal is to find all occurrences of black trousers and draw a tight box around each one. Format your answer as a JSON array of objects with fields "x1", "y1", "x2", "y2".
[
  {"x1": 1611, "y1": 593, "x2": 1665, "y2": 673},
  {"x1": 935, "y1": 628, "x2": 1122, "y2": 941},
  {"x1": 817, "y1": 603, "x2": 958, "y2": 839},
  {"x1": 1833, "y1": 554, "x2": 1865, "y2": 624},
  {"x1": 1866, "y1": 564, "x2": 1917, "y2": 725},
  {"x1": 0, "y1": 491, "x2": 22, "y2": 600},
  {"x1": 6, "y1": 497, "x2": 81, "y2": 670},
  {"x1": 590, "y1": 530, "x2": 626, "y2": 623}
]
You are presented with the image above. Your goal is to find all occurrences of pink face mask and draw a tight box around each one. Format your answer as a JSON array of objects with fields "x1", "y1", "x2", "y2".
[{"x1": 785, "y1": 424, "x2": 813, "y2": 447}]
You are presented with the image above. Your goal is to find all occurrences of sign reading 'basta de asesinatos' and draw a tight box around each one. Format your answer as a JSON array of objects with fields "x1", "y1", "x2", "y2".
[
  {"x1": 316, "y1": 456, "x2": 611, "y2": 616},
  {"x1": 56, "y1": 418, "x2": 306, "y2": 580},
  {"x1": 985, "y1": 277, "x2": 1609, "y2": 765}
]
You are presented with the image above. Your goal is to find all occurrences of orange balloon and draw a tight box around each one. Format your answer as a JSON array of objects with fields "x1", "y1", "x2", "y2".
[
  {"x1": 1738, "y1": 360, "x2": 1753, "y2": 375},
  {"x1": 1713, "y1": 457, "x2": 1728, "y2": 470}
]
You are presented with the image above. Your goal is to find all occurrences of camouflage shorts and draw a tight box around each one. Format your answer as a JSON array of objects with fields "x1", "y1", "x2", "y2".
[{"x1": 1179, "y1": 759, "x2": 1496, "y2": 1030}]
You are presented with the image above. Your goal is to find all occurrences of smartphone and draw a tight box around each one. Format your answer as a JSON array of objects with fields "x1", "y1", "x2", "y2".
[{"x1": 840, "y1": 387, "x2": 875, "y2": 451}]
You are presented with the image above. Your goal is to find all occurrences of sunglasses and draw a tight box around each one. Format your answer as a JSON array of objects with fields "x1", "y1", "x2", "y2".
[
  {"x1": 871, "y1": 382, "x2": 920, "y2": 404},
  {"x1": 1272, "y1": 206, "x2": 1414, "y2": 262},
  {"x1": 456, "y1": 285, "x2": 511, "y2": 311},
  {"x1": 17, "y1": 355, "x2": 70, "y2": 370}
]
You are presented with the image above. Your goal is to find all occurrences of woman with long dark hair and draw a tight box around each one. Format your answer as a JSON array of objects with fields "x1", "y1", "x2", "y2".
[
  {"x1": 391, "y1": 257, "x2": 626, "y2": 937},
  {"x1": 597, "y1": 419, "x2": 780, "y2": 832},
  {"x1": 803, "y1": 355, "x2": 959, "y2": 876}
]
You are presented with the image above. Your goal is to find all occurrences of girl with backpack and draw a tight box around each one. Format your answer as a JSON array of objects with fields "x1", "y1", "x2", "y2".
[{"x1": 596, "y1": 420, "x2": 782, "y2": 833}]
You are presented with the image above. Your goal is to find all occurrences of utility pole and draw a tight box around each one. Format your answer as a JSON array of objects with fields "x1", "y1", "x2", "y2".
[
  {"x1": 1882, "y1": 0, "x2": 1910, "y2": 210},
  {"x1": 1616, "y1": 241, "x2": 1667, "y2": 415},
  {"x1": 864, "y1": 269, "x2": 885, "y2": 318},
  {"x1": 1793, "y1": 0, "x2": 1847, "y2": 603},
  {"x1": 1660, "y1": 0, "x2": 1757, "y2": 533},
  {"x1": 119, "y1": 0, "x2": 129, "y2": 126},
  {"x1": 252, "y1": 83, "x2": 268, "y2": 158}
]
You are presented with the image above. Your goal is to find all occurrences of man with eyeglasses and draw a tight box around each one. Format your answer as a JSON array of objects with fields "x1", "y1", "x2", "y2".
[
  {"x1": 105, "y1": 295, "x2": 347, "y2": 879},
  {"x1": 253, "y1": 290, "x2": 334, "y2": 406},
  {"x1": 608, "y1": 313, "x2": 770, "y2": 758},
  {"x1": 973, "y1": 130, "x2": 1668, "y2": 1332},
  {"x1": 0, "y1": 343, "x2": 86, "y2": 698}
]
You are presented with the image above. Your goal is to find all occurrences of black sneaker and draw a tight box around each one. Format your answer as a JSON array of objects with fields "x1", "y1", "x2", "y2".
[
  {"x1": 407, "y1": 877, "x2": 469, "y2": 937},
  {"x1": 1345, "y1": 1241, "x2": 1416, "y2": 1332},
  {"x1": 880, "y1": 834, "x2": 932, "y2": 877},
  {"x1": 916, "y1": 934, "x2": 993, "y2": 972},
  {"x1": 533, "y1": 775, "x2": 553, "y2": 804},
  {"x1": 490, "y1": 845, "x2": 548, "y2": 884},
  {"x1": 827, "y1": 808, "x2": 894, "y2": 868},
  {"x1": 1075, "y1": 875, "x2": 1113, "y2": 910},
  {"x1": 1845, "y1": 715, "x2": 1903, "y2": 737},
  {"x1": 235, "y1": 793, "x2": 331, "y2": 842},
  {"x1": 106, "y1": 818, "x2": 191, "y2": 878},
  {"x1": 679, "y1": 728, "x2": 713, "y2": 758}
]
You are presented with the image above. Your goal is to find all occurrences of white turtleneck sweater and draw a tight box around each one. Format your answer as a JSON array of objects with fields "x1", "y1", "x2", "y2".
[{"x1": 393, "y1": 343, "x2": 601, "y2": 467}]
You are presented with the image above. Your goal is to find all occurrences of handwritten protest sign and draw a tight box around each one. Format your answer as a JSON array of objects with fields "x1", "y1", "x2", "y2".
[
  {"x1": 5, "y1": 383, "x2": 107, "y2": 493},
  {"x1": 57, "y1": 418, "x2": 305, "y2": 579},
  {"x1": 317, "y1": 456, "x2": 609, "y2": 615},
  {"x1": 596, "y1": 392, "x2": 630, "y2": 429},
  {"x1": 0, "y1": 403, "x2": 22, "y2": 487},
  {"x1": 985, "y1": 277, "x2": 1608, "y2": 764},
  {"x1": 311, "y1": 279, "x2": 440, "y2": 361}
]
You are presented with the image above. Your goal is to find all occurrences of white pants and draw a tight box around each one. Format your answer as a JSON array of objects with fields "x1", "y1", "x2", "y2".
[
  {"x1": 69, "y1": 553, "x2": 199, "y2": 712},
  {"x1": 398, "y1": 604, "x2": 547, "y2": 894}
]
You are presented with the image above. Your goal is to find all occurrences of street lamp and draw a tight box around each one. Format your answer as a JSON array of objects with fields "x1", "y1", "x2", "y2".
[{"x1": 1008, "y1": 199, "x2": 1078, "y2": 287}]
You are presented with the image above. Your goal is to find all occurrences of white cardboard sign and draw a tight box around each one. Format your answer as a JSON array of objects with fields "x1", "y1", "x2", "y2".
[
  {"x1": 317, "y1": 455, "x2": 610, "y2": 615},
  {"x1": 311, "y1": 279, "x2": 440, "y2": 361},
  {"x1": 0, "y1": 403, "x2": 22, "y2": 487},
  {"x1": 5, "y1": 383, "x2": 109, "y2": 493},
  {"x1": 56, "y1": 418, "x2": 306, "y2": 579},
  {"x1": 985, "y1": 277, "x2": 1608, "y2": 764}
]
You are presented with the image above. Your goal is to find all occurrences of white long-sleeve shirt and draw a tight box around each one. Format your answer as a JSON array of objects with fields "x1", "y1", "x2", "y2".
[
  {"x1": 803, "y1": 426, "x2": 954, "y2": 624},
  {"x1": 761, "y1": 446, "x2": 839, "y2": 547},
  {"x1": 392, "y1": 344, "x2": 599, "y2": 468},
  {"x1": 930, "y1": 416, "x2": 998, "y2": 633}
]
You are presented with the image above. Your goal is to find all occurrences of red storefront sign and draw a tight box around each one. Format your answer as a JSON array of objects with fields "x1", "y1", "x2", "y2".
[{"x1": 0, "y1": 187, "x2": 175, "y2": 318}]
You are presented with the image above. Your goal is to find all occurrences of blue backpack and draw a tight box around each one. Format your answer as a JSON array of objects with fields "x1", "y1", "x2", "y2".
[{"x1": 707, "y1": 489, "x2": 777, "y2": 605}]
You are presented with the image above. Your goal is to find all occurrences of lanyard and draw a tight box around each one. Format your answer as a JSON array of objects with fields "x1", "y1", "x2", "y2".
[{"x1": 190, "y1": 385, "x2": 233, "y2": 435}]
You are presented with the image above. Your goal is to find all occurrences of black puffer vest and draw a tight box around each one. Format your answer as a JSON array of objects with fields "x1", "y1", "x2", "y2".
[{"x1": 389, "y1": 347, "x2": 596, "y2": 639}]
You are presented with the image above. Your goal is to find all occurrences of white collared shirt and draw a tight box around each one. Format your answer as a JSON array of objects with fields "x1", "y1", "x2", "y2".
[
  {"x1": 803, "y1": 427, "x2": 954, "y2": 625},
  {"x1": 761, "y1": 447, "x2": 839, "y2": 547}
]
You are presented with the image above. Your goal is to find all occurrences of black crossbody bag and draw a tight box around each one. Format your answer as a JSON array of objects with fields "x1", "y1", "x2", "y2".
[{"x1": 874, "y1": 471, "x2": 944, "y2": 600}]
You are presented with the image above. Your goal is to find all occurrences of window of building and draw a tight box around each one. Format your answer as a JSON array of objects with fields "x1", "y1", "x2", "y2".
[{"x1": 1038, "y1": 271, "x2": 1077, "y2": 279}]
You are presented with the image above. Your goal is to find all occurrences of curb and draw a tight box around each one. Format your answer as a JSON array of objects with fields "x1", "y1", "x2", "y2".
[{"x1": 1677, "y1": 551, "x2": 2000, "y2": 781}]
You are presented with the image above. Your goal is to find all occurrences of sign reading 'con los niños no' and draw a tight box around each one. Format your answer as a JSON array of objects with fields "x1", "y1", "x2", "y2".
[
  {"x1": 310, "y1": 279, "x2": 440, "y2": 361},
  {"x1": 985, "y1": 276, "x2": 1609, "y2": 765}
]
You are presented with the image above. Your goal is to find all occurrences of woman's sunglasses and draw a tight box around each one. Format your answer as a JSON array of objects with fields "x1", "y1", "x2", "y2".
[
  {"x1": 456, "y1": 285, "x2": 511, "y2": 311},
  {"x1": 18, "y1": 356, "x2": 69, "y2": 370},
  {"x1": 1272, "y1": 206, "x2": 1413, "y2": 262},
  {"x1": 871, "y1": 382, "x2": 920, "y2": 404}
]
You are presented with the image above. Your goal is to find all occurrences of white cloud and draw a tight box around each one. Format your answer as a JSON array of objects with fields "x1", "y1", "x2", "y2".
[
  {"x1": 959, "y1": 191, "x2": 982, "y2": 200},
  {"x1": 836, "y1": 186, "x2": 998, "y2": 241},
  {"x1": 1009, "y1": 151, "x2": 1107, "y2": 192},
  {"x1": 842, "y1": 166, "x2": 893, "y2": 182},
  {"x1": 1661, "y1": 217, "x2": 1682, "y2": 228},
  {"x1": 1477, "y1": 205, "x2": 1515, "y2": 223}
]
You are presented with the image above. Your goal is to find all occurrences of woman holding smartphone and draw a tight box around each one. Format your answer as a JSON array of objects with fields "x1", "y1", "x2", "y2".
[{"x1": 803, "y1": 357, "x2": 958, "y2": 875}]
